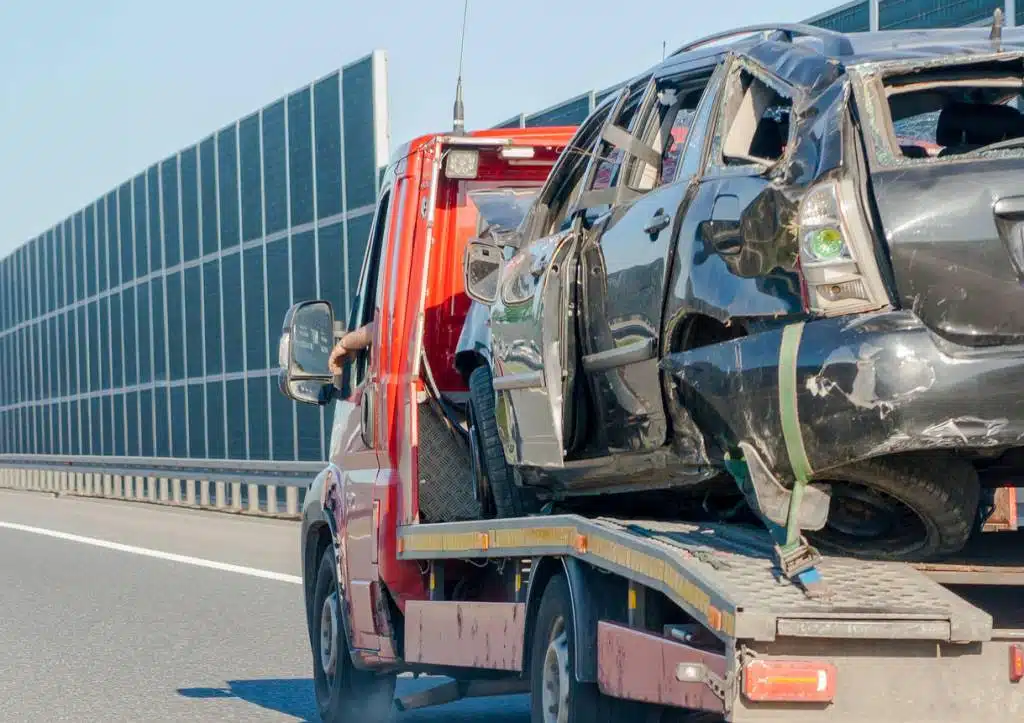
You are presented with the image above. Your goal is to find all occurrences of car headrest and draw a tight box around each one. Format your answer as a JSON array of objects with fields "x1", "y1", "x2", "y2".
[{"x1": 936, "y1": 101, "x2": 1024, "y2": 148}]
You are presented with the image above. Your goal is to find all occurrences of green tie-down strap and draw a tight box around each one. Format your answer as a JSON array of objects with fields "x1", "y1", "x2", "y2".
[{"x1": 778, "y1": 322, "x2": 814, "y2": 548}]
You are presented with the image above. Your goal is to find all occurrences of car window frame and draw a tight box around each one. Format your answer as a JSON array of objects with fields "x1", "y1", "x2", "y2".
[
  {"x1": 346, "y1": 166, "x2": 395, "y2": 389},
  {"x1": 703, "y1": 57, "x2": 796, "y2": 177}
]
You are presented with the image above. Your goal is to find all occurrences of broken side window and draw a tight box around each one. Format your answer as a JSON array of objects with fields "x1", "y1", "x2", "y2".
[
  {"x1": 717, "y1": 67, "x2": 793, "y2": 166},
  {"x1": 881, "y1": 62, "x2": 1024, "y2": 160},
  {"x1": 622, "y1": 68, "x2": 717, "y2": 190}
]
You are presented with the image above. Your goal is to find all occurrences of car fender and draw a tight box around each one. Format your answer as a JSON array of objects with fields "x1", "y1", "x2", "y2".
[{"x1": 301, "y1": 463, "x2": 364, "y2": 669}]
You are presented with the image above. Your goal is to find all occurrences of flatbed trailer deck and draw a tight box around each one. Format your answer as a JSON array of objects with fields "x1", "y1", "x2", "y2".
[{"x1": 395, "y1": 516, "x2": 1024, "y2": 720}]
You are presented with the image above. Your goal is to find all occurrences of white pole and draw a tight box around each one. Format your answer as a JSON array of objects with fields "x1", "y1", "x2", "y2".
[
  {"x1": 870, "y1": 0, "x2": 880, "y2": 32},
  {"x1": 1008, "y1": 0, "x2": 1017, "y2": 27}
]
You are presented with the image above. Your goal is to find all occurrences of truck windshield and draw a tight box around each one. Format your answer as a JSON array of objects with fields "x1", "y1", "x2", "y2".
[{"x1": 468, "y1": 187, "x2": 540, "y2": 232}]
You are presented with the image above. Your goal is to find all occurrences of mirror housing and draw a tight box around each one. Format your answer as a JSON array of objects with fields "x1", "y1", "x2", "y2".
[
  {"x1": 464, "y1": 237, "x2": 503, "y2": 305},
  {"x1": 278, "y1": 300, "x2": 338, "y2": 406}
]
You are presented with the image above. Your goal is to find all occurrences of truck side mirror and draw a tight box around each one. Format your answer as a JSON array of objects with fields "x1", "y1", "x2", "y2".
[
  {"x1": 464, "y1": 239, "x2": 503, "y2": 305},
  {"x1": 277, "y1": 300, "x2": 336, "y2": 406}
]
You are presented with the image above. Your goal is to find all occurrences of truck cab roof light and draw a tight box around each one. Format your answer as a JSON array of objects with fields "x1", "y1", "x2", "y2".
[
  {"x1": 743, "y1": 659, "x2": 837, "y2": 703},
  {"x1": 1011, "y1": 645, "x2": 1023, "y2": 683},
  {"x1": 499, "y1": 146, "x2": 536, "y2": 160}
]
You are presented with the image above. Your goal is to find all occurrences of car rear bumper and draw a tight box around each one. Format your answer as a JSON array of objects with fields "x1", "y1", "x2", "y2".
[{"x1": 662, "y1": 310, "x2": 1024, "y2": 481}]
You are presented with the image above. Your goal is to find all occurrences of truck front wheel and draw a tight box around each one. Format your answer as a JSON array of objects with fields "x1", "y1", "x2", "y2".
[
  {"x1": 311, "y1": 545, "x2": 395, "y2": 721},
  {"x1": 529, "y1": 575, "x2": 630, "y2": 723}
]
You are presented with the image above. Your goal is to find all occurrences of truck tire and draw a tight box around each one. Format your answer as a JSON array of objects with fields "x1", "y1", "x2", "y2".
[
  {"x1": 529, "y1": 575, "x2": 630, "y2": 723},
  {"x1": 311, "y1": 545, "x2": 395, "y2": 721},
  {"x1": 469, "y1": 365, "x2": 538, "y2": 518},
  {"x1": 808, "y1": 453, "x2": 980, "y2": 561}
]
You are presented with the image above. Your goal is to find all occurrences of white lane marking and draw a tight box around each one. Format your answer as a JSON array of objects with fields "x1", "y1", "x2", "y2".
[{"x1": 0, "y1": 521, "x2": 302, "y2": 584}]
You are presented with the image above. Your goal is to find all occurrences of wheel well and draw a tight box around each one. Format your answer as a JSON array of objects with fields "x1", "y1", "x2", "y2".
[
  {"x1": 305, "y1": 523, "x2": 333, "y2": 626},
  {"x1": 671, "y1": 313, "x2": 747, "y2": 353},
  {"x1": 521, "y1": 557, "x2": 561, "y2": 678}
]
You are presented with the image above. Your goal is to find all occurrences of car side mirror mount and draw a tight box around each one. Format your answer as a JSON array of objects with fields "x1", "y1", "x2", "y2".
[
  {"x1": 277, "y1": 300, "x2": 337, "y2": 406},
  {"x1": 464, "y1": 238, "x2": 503, "y2": 305}
]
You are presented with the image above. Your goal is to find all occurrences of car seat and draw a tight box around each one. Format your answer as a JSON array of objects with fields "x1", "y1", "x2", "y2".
[{"x1": 936, "y1": 101, "x2": 1024, "y2": 156}]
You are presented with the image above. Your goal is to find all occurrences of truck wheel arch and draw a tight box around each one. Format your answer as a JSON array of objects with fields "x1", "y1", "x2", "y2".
[{"x1": 523, "y1": 556, "x2": 627, "y2": 684}]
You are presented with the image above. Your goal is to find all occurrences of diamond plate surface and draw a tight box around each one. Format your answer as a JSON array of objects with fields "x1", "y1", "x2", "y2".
[
  {"x1": 417, "y1": 403, "x2": 482, "y2": 524},
  {"x1": 597, "y1": 518, "x2": 983, "y2": 619}
]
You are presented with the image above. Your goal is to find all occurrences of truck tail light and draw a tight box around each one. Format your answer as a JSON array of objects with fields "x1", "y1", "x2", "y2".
[
  {"x1": 1011, "y1": 645, "x2": 1023, "y2": 683},
  {"x1": 797, "y1": 178, "x2": 889, "y2": 317},
  {"x1": 743, "y1": 659, "x2": 837, "y2": 703}
]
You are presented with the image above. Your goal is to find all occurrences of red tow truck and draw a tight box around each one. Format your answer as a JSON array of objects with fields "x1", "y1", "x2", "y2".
[{"x1": 277, "y1": 122, "x2": 1024, "y2": 722}]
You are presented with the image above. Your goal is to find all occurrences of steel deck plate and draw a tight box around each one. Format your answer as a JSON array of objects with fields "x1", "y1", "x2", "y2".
[{"x1": 398, "y1": 514, "x2": 992, "y2": 643}]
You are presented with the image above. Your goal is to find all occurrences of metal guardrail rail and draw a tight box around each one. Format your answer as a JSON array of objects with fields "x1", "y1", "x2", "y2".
[{"x1": 0, "y1": 455, "x2": 318, "y2": 518}]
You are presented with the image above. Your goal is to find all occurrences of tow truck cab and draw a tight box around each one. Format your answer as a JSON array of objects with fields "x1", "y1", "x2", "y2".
[{"x1": 280, "y1": 127, "x2": 575, "y2": 665}]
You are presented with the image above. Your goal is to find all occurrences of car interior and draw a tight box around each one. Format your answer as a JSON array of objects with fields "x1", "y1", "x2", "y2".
[{"x1": 885, "y1": 68, "x2": 1024, "y2": 158}]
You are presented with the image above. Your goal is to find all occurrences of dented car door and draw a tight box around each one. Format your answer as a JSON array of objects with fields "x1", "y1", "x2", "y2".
[{"x1": 575, "y1": 63, "x2": 725, "y2": 456}]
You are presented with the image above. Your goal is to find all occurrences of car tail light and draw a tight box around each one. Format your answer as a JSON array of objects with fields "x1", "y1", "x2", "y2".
[
  {"x1": 797, "y1": 178, "x2": 889, "y2": 317},
  {"x1": 743, "y1": 659, "x2": 837, "y2": 703},
  {"x1": 1011, "y1": 645, "x2": 1023, "y2": 683}
]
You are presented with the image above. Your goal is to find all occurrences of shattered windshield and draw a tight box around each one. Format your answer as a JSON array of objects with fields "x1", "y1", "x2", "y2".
[
  {"x1": 878, "y1": 61, "x2": 1024, "y2": 161},
  {"x1": 468, "y1": 188, "x2": 541, "y2": 232}
]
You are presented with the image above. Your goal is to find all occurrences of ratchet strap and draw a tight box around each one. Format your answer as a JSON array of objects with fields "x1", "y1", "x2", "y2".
[{"x1": 775, "y1": 322, "x2": 827, "y2": 597}]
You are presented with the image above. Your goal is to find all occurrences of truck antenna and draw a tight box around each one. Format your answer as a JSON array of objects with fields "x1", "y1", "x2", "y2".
[
  {"x1": 662, "y1": 40, "x2": 667, "y2": 60},
  {"x1": 453, "y1": 0, "x2": 470, "y2": 135}
]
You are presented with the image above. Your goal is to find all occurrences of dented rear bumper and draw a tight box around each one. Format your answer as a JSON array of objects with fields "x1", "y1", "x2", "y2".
[{"x1": 662, "y1": 311, "x2": 1024, "y2": 482}]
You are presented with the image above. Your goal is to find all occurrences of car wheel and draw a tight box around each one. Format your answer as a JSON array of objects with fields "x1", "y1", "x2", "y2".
[
  {"x1": 530, "y1": 575, "x2": 633, "y2": 723},
  {"x1": 808, "y1": 453, "x2": 980, "y2": 561},
  {"x1": 311, "y1": 545, "x2": 396, "y2": 721},
  {"x1": 469, "y1": 365, "x2": 539, "y2": 518}
]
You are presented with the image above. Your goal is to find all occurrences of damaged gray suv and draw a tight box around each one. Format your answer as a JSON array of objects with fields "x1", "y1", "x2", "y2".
[{"x1": 461, "y1": 20, "x2": 1024, "y2": 563}]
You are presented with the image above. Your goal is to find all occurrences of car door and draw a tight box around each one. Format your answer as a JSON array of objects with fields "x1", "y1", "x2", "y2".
[
  {"x1": 488, "y1": 107, "x2": 612, "y2": 469},
  {"x1": 573, "y1": 61, "x2": 727, "y2": 456}
]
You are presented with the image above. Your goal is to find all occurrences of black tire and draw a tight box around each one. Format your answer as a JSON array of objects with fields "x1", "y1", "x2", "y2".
[
  {"x1": 310, "y1": 546, "x2": 396, "y2": 721},
  {"x1": 808, "y1": 453, "x2": 980, "y2": 561},
  {"x1": 530, "y1": 575, "x2": 631, "y2": 723},
  {"x1": 469, "y1": 364, "x2": 538, "y2": 518}
]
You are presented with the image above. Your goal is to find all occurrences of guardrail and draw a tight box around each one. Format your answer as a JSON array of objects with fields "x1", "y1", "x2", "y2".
[{"x1": 0, "y1": 455, "x2": 320, "y2": 519}]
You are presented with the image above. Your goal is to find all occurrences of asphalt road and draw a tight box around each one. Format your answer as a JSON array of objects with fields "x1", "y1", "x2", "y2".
[{"x1": 0, "y1": 489, "x2": 529, "y2": 722}]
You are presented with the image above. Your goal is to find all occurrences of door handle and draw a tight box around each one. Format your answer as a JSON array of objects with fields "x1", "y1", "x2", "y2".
[{"x1": 643, "y1": 209, "x2": 671, "y2": 238}]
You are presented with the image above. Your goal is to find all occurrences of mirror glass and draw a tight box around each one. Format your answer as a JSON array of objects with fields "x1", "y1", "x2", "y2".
[
  {"x1": 278, "y1": 372, "x2": 326, "y2": 405},
  {"x1": 465, "y1": 243, "x2": 502, "y2": 304},
  {"x1": 290, "y1": 302, "x2": 334, "y2": 376}
]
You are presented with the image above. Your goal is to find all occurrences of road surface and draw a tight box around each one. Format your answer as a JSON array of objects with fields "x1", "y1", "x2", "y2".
[{"x1": 0, "y1": 488, "x2": 529, "y2": 722}]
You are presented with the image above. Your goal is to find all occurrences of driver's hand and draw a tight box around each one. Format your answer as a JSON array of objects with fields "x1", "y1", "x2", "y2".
[{"x1": 328, "y1": 341, "x2": 353, "y2": 375}]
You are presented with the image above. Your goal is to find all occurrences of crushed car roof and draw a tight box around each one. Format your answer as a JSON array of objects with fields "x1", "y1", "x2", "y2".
[{"x1": 610, "y1": 24, "x2": 1024, "y2": 99}]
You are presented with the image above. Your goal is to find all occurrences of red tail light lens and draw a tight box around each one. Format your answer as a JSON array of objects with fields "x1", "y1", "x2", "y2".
[
  {"x1": 744, "y1": 659, "x2": 837, "y2": 703},
  {"x1": 1011, "y1": 645, "x2": 1023, "y2": 683}
]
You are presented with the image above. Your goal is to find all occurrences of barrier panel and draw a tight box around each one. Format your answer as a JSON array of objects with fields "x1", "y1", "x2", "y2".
[{"x1": 0, "y1": 455, "x2": 319, "y2": 519}]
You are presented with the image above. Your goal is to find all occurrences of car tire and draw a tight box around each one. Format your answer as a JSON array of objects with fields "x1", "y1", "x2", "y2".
[
  {"x1": 311, "y1": 545, "x2": 395, "y2": 722},
  {"x1": 808, "y1": 453, "x2": 980, "y2": 561},
  {"x1": 529, "y1": 575, "x2": 632, "y2": 723},
  {"x1": 469, "y1": 364, "x2": 538, "y2": 518}
]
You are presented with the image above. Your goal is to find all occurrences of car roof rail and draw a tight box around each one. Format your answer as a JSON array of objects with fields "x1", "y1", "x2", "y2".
[{"x1": 671, "y1": 23, "x2": 854, "y2": 59}]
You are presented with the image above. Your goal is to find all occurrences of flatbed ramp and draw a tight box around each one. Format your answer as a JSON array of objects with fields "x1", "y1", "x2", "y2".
[{"x1": 399, "y1": 514, "x2": 993, "y2": 643}]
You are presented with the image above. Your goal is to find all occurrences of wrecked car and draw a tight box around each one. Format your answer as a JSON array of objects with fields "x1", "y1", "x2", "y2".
[{"x1": 461, "y1": 23, "x2": 1024, "y2": 561}]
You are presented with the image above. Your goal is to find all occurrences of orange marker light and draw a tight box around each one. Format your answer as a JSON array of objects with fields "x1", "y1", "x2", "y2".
[
  {"x1": 1011, "y1": 645, "x2": 1023, "y2": 684},
  {"x1": 574, "y1": 534, "x2": 588, "y2": 554},
  {"x1": 744, "y1": 660, "x2": 837, "y2": 704}
]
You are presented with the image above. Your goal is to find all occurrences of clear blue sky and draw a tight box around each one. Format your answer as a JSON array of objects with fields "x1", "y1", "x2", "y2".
[{"x1": 0, "y1": 0, "x2": 839, "y2": 257}]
